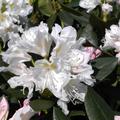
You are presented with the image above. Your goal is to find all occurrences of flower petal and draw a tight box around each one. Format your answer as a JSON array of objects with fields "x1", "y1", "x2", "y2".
[
  {"x1": 19, "y1": 22, "x2": 52, "y2": 57},
  {"x1": 79, "y1": 0, "x2": 100, "y2": 12},
  {"x1": 1, "y1": 47, "x2": 31, "y2": 64},
  {"x1": 0, "y1": 96, "x2": 9, "y2": 120},
  {"x1": 9, "y1": 105, "x2": 35, "y2": 120},
  {"x1": 8, "y1": 74, "x2": 35, "y2": 99}
]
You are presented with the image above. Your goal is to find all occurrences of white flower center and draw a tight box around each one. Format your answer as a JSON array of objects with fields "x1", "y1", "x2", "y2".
[{"x1": 43, "y1": 62, "x2": 56, "y2": 71}]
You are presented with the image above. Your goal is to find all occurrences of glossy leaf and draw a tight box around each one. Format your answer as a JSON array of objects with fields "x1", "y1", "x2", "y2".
[
  {"x1": 53, "y1": 107, "x2": 70, "y2": 120},
  {"x1": 93, "y1": 57, "x2": 118, "y2": 80},
  {"x1": 38, "y1": 0, "x2": 55, "y2": 16},
  {"x1": 30, "y1": 99, "x2": 55, "y2": 112},
  {"x1": 47, "y1": 13, "x2": 57, "y2": 30},
  {"x1": 59, "y1": 2, "x2": 82, "y2": 16},
  {"x1": 85, "y1": 87, "x2": 114, "y2": 120},
  {"x1": 80, "y1": 24, "x2": 98, "y2": 47},
  {"x1": 58, "y1": 10, "x2": 74, "y2": 26}
]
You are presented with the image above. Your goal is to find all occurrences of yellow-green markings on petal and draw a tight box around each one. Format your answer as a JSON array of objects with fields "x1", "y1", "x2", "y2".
[
  {"x1": 0, "y1": 13, "x2": 6, "y2": 22},
  {"x1": 42, "y1": 62, "x2": 56, "y2": 70},
  {"x1": 10, "y1": 3, "x2": 15, "y2": 10},
  {"x1": 31, "y1": 59, "x2": 35, "y2": 66},
  {"x1": 1, "y1": 3, "x2": 7, "y2": 13}
]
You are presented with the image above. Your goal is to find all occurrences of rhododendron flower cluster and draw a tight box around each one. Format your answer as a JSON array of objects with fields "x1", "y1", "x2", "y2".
[
  {"x1": 103, "y1": 20, "x2": 120, "y2": 62},
  {"x1": 0, "y1": 21, "x2": 96, "y2": 115},
  {"x1": 0, "y1": 0, "x2": 32, "y2": 43},
  {"x1": 0, "y1": 0, "x2": 119, "y2": 119},
  {"x1": 79, "y1": 0, "x2": 119, "y2": 13}
]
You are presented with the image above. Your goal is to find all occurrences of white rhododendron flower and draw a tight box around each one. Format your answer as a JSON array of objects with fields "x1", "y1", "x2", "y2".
[
  {"x1": 1, "y1": 47, "x2": 31, "y2": 64},
  {"x1": 62, "y1": 49, "x2": 95, "y2": 85},
  {"x1": 79, "y1": 0, "x2": 114, "y2": 13},
  {"x1": 7, "y1": 65, "x2": 35, "y2": 99},
  {"x1": 18, "y1": 22, "x2": 52, "y2": 57},
  {"x1": 104, "y1": 21, "x2": 120, "y2": 50},
  {"x1": 0, "y1": 21, "x2": 95, "y2": 115},
  {"x1": 0, "y1": 97, "x2": 35, "y2": 120},
  {"x1": 51, "y1": 24, "x2": 77, "y2": 61},
  {"x1": 79, "y1": 0, "x2": 100, "y2": 12},
  {"x1": 0, "y1": 0, "x2": 33, "y2": 43},
  {"x1": 5, "y1": 0, "x2": 33, "y2": 17},
  {"x1": 103, "y1": 20, "x2": 120, "y2": 62},
  {"x1": 102, "y1": 3, "x2": 113, "y2": 13}
]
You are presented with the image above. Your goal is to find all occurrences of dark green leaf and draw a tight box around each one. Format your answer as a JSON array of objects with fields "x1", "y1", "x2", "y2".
[
  {"x1": 80, "y1": 24, "x2": 98, "y2": 47},
  {"x1": 30, "y1": 99, "x2": 55, "y2": 111},
  {"x1": 58, "y1": 10, "x2": 74, "y2": 26},
  {"x1": 90, "y1": 13, "x2": 105, "y2": 40},
  {"x1": 5, "y1": 87, "x2": 26, "y2": 103},
  {"x1": 59, "y1": 2, "x2": 82, "y2": 16},
  {"x1": 38, "y1": 0, "x2": 55, "y2": 16},
  {"x1": 70, "y1": 13, "x2": 89, "y2": 26},
  {"x1": 85, "y1": 87, "x2": 114, "y2": 120},
  {"x1": 93, "y1": 57, "x2": 118, "y2": 80},
  {"x1": 67, "y1": 0, "x2": 80, "y2": 7},
  {"x1": 53, "y1": 107, "x2": 70, "y2": 120},
  {"x1": 47, "y1": 13, "x2": 57, "y2": 30}
]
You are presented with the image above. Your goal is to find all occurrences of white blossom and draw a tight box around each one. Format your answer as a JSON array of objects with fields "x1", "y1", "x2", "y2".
[
  {"x1": 0, "y1": 0, "x2": 32, "y2": 43},
  {"x1": 32, "y1": 59, "x2": 70, "y2": 98},
  {"x1": 1, "y1": 47, "x2": 31, "y2": 64},
  {"x1": 8, "y1": 67, "x2": 35, "y2": 99},
  {"x1": 103, "y1": 21, "x2": 120, "y2": 62},
  {"x1": 50, "y1": 24, "x2": 77, "y2": 65},
  {"x1": 18, "y1": 22, "x2": 52, "y2": 57},
  {"x1": 5, "y1": 0, "x2": 33, "y2": 17},
  {"x1": 79, "y1": 0, "x2": 100, "y2": 12},
  {"x1": 0, "y1": 22, "x2": 95, "y2": 115},
  {"x1": 104, "y1": 21, "x2": 120, "y2": 52},
  {"x1": 102, "y1": 3, "x2": 113, "y2": 13}
]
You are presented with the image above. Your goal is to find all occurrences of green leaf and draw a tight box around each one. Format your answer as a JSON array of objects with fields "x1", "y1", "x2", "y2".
[
  {"x1": 4, "y1": 87, "x2": 26, "y2": 103},
  {"x1": 58, "y1": 10, "x2": 74, "y2": 26},
  {"x1": 85, "y1": 87, "x2": 114, "y2": 120},
  {"x1": 47, "y1": 13, "x2": 57, "y2": 30},
  {"x1": 70, "y1": 13, "x2": 89, "y2": 26},
  {"x1": 30, "y1": 99, "x2": 55, "y2": 111},
  {"x1": 80, "y1": 24, "x2": 98, "y2": 47},
  {"x1": 38, "y1": 0, "x2": 55, "y2": 16},
  {"x1": 53, "y1": 107, "x2": 70, "y2": 120},
  {"x1": 67, "y1": 0, "x2": 80, "y2": 7},
  {"x1": 59, "y1": 2, "x2": 82, "y2": 16},
  {"x1": 90, "y1": 13, "x2": 105, "y2": 40},
  {"x1": 93, "y1": 57, "x2": 118, "y2": 80}
]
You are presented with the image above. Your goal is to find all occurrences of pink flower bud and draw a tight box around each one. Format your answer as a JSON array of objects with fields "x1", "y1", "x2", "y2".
[
  {"x1": 0, "y1": 96, "x2": 9, "y2": 120},
  {"x1": 84, "y1": 47, "x2": 101, "y2": 60},
  {"x1": 114, "y1": 115, "x2": 120, "y2": 120}
]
